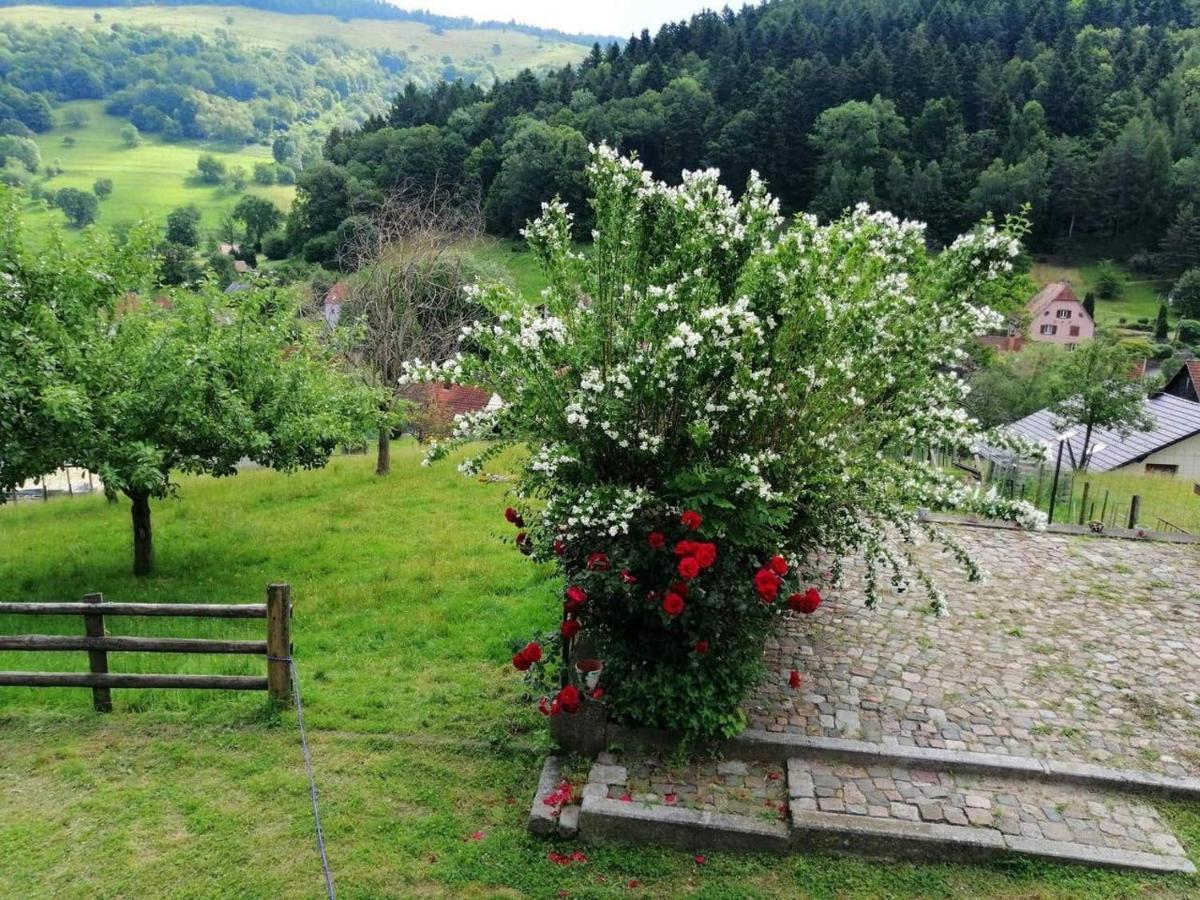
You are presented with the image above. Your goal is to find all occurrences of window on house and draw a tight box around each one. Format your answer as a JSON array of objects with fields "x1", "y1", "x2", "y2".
[
  {"x1": 1056, "y1": 309, "x2": 1072, "y2": 319},
  {"x1": 1069, "y1": 326, "x2": 1080, "y2": 336},
  {"x1": 1039, "y1": 324, "x2": 1057, "y2": 335},
  {"x1": 1145, "y1": 463, "x2": 1179, "y2": 476}
]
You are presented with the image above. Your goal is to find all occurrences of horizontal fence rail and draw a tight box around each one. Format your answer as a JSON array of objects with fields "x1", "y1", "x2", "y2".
[{"x1": 0, "y1": 585, "x2": 291, "y2": 710}]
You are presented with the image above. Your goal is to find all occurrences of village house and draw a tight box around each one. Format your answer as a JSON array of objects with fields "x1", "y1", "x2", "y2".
[
  {"x1": 979, "y1": 282, "x2": 1095, "y2": 352},
  {"x1": 1002, "y1": 362, "x2": 1200, "y2": 478}
]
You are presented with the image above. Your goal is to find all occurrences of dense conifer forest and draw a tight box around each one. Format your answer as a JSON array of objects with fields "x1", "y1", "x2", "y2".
[{"x1": 291, "y1": 0, "x2": 1200, "y2": 273}]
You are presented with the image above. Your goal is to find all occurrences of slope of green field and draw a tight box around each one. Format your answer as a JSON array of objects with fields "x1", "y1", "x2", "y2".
[
  {"x1": 0, "y1": 4, "x2": 586, "y2": 74},
  {"x1": 24, "y1": 100, "x2": 293, "y2": 236},
  {"x1": 2, "y1": 443, "x2": 1198, "y2": 896},
  {"x1": 1031, "y1": 258, "x2": 1173, "y2": 328}
]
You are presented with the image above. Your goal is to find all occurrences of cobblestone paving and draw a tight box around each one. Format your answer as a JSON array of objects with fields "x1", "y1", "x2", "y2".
[
  {"x1": 789, "y1": 758, "x2": 1189, "y2": 859},
  {"x1": 748, "y1": 526, "x2": 1200, "y2": 776},
  {"x1": 587, "y1": 752, "x2": 787, "y2": 821}
]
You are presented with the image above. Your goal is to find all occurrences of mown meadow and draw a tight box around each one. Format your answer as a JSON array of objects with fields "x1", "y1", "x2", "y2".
[{"x1": 1, "y1": 442, "x2": 1198, "y2": 898}]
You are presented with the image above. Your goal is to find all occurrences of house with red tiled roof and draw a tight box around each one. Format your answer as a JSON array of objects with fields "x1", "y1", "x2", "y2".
[
  {"x1": 399, "y1": 383, "x2": 502, "y2": 443},
  {"x1": 1025, "y1": 282, "x2": 1094, "y2": 348}
]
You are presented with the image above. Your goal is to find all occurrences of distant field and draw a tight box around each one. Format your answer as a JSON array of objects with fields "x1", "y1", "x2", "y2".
[
  {"x1": 0, "y1": 5, "x2": 586, "y2": 76},
  {"x1": 24, "y1": 100, "x2": 293, "y2": 237},
  {"x1": 1031, "y1": 258, "x2": 1173, "y2": 328}
]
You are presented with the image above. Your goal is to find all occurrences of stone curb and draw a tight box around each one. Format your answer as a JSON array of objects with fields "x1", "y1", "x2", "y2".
[
  {"x1": 728, "y1": 731, "x2": 1200, "y2": 800},
  {"x1": 791, "y1": 810, "x2": 1196, "y2": 874},
  {"x1": 917, "y1": 510, "x2": 1200, "y2": 544},
  {"x1": 578, "y1": 796, "x2": 790, "y2": 854},
  {"x1": 607, "y1": 725, "x2": 1200, "y2": 800},
  {"x1": 527, "y1": 756, "x2": 570, "y2": 838}
]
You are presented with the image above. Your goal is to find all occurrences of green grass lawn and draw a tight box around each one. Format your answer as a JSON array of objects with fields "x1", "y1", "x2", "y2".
[
  {"x1": 0, "y1": 4, "x2": 586, "y2": 68},
  {"x1": 473, "y1": 238, "x2": 553, "y2": 299},
  {"x1": 1030, "y1": 258, "x2": 1173, "y2": 329},
  {"x1": 24, "y1": 100, "x2": 294, "y2": 239},
  {"x1": 2, "y1": 442, "x2": 1198, "y2": 897},
  {"x1": 1050, "y1": 469, "x2": 1200, "y2": 533}
]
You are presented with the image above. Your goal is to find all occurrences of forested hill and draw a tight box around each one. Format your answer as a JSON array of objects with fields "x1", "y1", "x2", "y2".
[
  {"x1": 295, "y1": 0, "x2": 1200, "y2": 274},
  {"x1": 0, "y1": 0, "x2": 615, "y2": 45}
]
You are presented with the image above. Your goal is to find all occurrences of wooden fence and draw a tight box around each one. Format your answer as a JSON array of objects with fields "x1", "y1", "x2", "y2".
[{"x1": 0, "y1": 584, "x2": 292, "y2": 710}]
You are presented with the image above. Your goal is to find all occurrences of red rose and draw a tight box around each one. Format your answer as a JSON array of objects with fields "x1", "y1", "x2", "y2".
[
  {"x1": 538, "y1": 697, "x2": 552, "y2": 716},
  {"x1": 754, "y1": 567, "x2": 781, "y2": 601},
  {"x1": 674, "y1": 540, "x2": 696, "y2": 558},
  {"x1": 620, "y1": 569, "x2": 638, "y2": 584},
  {"x1": 512, "y1": 650, "x2": 533, "y2": 671},
  {"x1": 561, "y1": 618, "x2": 580, "y2": 640},
  {"x1": 504, "y1": 506, "x2": 519, "y2": 524},
  {"x1": 789, "y1": 669, "x2": 802, "y2": 689},
  {"x1": 662, "y1": 592, "x2": 685, "y2": 616},
  {"x1": 694, "y1": 640, "x2": 709, "y2": 655},
  {"x1": 557, "y1": 684, "x2": 581, "y2": 714},
  {"x1": 586, "y1": 552, "x2": 610, "y2": 572},
  {"x1": 680, "y1": 510, "x2": 702, "y2": 530},
  {"x1": 591, "y1": 688, "x2": 604, "y2": 700},
  {"x1": 553, "y1": 539, "x2": 566, "y2": 556},
  {"x1": 792, "y1": 587, "x2": 822, "y2": 614},
  {"x1": 670, "y1": 581, "x2": 689, "y2": 596},
  {"x1": 769, "y1": 555, "x2": 789, "y2": 576},
  {"x1": 678, "y1": 556, "x2": 701, "y2": 580},
  {"x1": 564, "y1": 585, "x2": 588, "y2": 612},
  {"x1": 647, "y1": 531, "x2": 666, "y2": 550},
  {"x1": 693, "y1": 542, "x2": 717, "y2": 569},
  {"x1": 522, "y1": 641, "x2": 542, "y2": 664}
]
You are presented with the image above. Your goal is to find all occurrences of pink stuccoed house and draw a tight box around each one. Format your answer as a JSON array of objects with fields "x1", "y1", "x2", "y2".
[{"x1": 1024, "y1": 282, "x2": 1094, "y2": 348}]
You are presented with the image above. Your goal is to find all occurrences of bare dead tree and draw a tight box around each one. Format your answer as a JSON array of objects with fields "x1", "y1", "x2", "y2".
[{"x1": 338, "y1": 177, "x2": 486, "y2": 475}]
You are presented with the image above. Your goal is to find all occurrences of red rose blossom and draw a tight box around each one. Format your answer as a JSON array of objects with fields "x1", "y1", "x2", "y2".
[
  {"x1": 620, "y1": 569, "x2": 638, "y2": 584},
  {"x1": 674, "y1": 540, "x2": 696, "y2": 558},
  {"x1": 586, "y1": 552, "x2": 610, "y2": 572},
  {"x1": 557, "y1": 684, "x2": 581, "y2": 714},
  {"x1": 564, "y1": 585, "x2": 588, "y2": 612},
  {"x1": 754, "y1": 567, "x2": 781, "y2": 601},
  {"x1": 678, "y1": 556, "x2": 701, "y2": 580},
  {"x1": 538, "y1": 697, "x2": 552, "y2": 716},
  {"x1": 662, "y1": 592, "x2": 686, "y2": 616},
  {"x1": 647, "y1": 531, "x2": 666, "y2": 550},
  {"x1": 504, "y1": 506, "x2": 519, "y2": 524},
  {"x1": 522, "y1": 641, "x2": 542, "y2": 664},
  {"x1": 553, "y1": 539, "x2": 566, "y2": 556},
  {"x1": 680, "y1": 510, "x2": 702, "y2": 530},
  {"x1": 694, "y1": 640, "x2": 709, "y2": 655},
  {"x1": 769, "y1": 555, "x2": 789, "y2": 576},
  {"x1": 792, "y1": 587, "x2": 822, "y2": 614},
  {"x1": 512, "y1": 650, "x2": 533, "y2": 671},
  {"x1": 561, "y1": 618, "x2": 580, "y2": 640},
  {"x1": 670, "y1": 581, "x2": 689, "y2": 596},
  {"x1": 693, "y1": 542, "x2": 717, "y2": 569}
]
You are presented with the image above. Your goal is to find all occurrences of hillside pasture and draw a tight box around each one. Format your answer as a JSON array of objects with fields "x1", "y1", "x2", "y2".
[
  {"x1": 1, "y1": 443, "x2": 1199, "y2": 896},
  {"x1": 1031, "y1": 258, "x2": 1173, "y2": 328},
  {"x1": 0, "y1": 5, "x2": 586, "y2": 76},
  {"x1": 24, "y1": 100, "x2": 293, "y2": 237}
]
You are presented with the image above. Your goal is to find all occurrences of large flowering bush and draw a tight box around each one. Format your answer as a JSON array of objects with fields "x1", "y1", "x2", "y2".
[{"x1": 403, "y1": 146, "x2": 1044, "y2": 741}]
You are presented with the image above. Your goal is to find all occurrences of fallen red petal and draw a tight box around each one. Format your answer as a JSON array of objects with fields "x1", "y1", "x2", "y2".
[
  {"x1": 694, "y1": 854, "x2": 706, "y2": 865},
  {"x1": 468, "y1": 830, "x2": 485, "y2": 841},
  {"x1": 619, "y1": 792, "x2": 632, "y2": 802}
]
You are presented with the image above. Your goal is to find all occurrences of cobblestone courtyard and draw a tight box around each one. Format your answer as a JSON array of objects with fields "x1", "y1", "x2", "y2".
[{"x1": 749, "y1": 526, "x2": 1200, "y2": 777}]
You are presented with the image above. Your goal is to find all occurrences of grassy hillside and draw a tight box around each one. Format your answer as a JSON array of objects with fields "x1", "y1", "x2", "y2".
[
  {"x1": 1031, "y1": 258, "x2": 1173, "y2": 328},
  {"x1": 0, "y1": 4, "x2": 586, "y2": 74},
  {"x1": 25, "y1": 100, "x2": 293, "y2": 236},
  {"x1": 2, "y1": 442, "x2": 1198, "y2": 896}
]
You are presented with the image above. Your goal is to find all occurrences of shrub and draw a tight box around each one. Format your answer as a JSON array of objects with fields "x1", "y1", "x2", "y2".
[
  {"x1": 406, "y1": 147, "x2": 1044, "y2": 742},
  {"x1": 1094, "y1": 259, "x2": 1122, "y2": 299},
  {"x1": 92, "y1": 178, "x2": 113, "y2": 199},
  {"x1": 1172, "y1": 269, "x2": 1200, "y2": 320}
]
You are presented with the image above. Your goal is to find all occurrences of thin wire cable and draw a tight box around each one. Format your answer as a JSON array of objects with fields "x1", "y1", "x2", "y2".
[{"x1": 269, "y1": 655, "x2": 335, "y2": 900}]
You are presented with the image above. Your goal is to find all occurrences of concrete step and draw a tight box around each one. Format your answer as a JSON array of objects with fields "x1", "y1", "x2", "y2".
[{"x1": 529, "y1": 752, "x2": 1196, "y2": 876}]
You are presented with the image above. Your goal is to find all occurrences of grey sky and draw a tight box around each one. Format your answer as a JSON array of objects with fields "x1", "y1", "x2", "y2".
[{"x1": 397, "y1": 0, "x2": 717, "y2": 38}]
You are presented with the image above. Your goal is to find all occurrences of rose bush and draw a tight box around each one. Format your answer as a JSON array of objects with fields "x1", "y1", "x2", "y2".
[{"x1": 403, "y1": 145, "x2": 1044, "y2": 741}]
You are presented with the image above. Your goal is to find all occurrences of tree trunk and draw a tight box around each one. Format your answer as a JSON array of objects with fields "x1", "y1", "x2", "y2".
[
  {"x1": 376, "y1": 427, "x2": 391, "y2": 476},
  {"x1": 1077, "y1": 422, "x2": 1094, "y2": 472},
  {"x1": 128, "y1": 491, "x2": 153, "y2": 576}
]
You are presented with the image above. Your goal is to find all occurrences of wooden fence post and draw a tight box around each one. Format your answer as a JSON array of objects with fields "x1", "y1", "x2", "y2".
[
  {"x1": 1127, "y1": 495, "x2": 1141, "y2": 530},
  {"x1": 1078, "y1": 483, "x2": 1090, "y2": 525},
  {"x1": 266, "y1": 584, "x2": 292, "y2": 703},
  {"x1": 82, "y1": 592, "x2": 111, "y2": 712}
]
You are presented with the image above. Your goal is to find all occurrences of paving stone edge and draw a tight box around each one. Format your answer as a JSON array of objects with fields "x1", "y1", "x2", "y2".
[{"x1": 605, "y1": 724, "x2": 1200, "y2": 800}]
